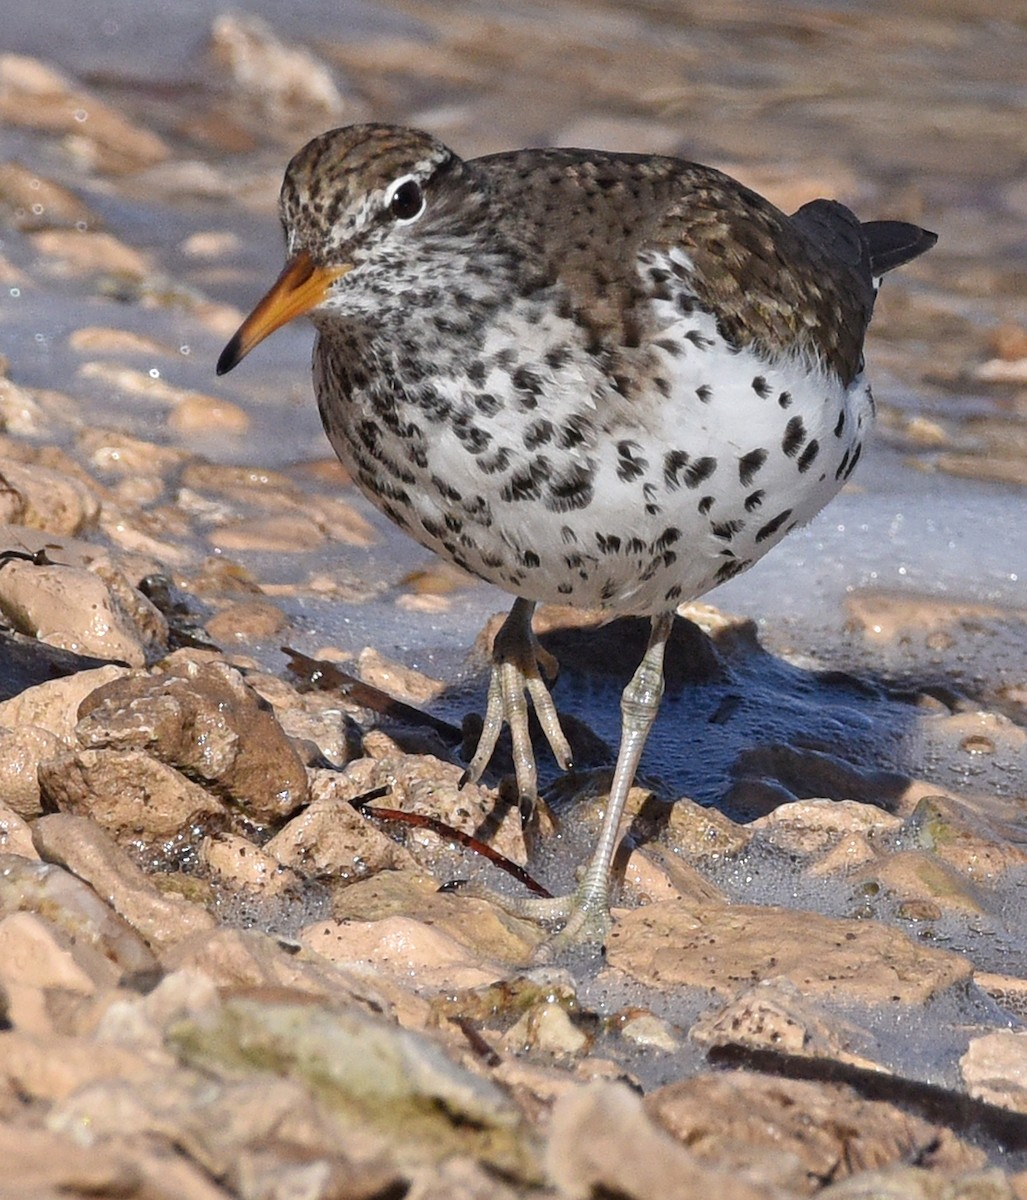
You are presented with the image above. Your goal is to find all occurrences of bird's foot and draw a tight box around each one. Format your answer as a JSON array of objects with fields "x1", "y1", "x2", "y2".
[
  {"x1": 457, "y1": 873, "x2": 612, "y2": 963},
  {"x1": 461, "y1": 598, "x2": 572, "y2": 805}
]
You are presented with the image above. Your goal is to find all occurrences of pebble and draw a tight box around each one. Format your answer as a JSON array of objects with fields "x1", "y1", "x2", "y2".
[
  {"x1": 604, "y1": 896, "x2": 971, "y2": 1004},
  {"x1": 0, "y1": 724, "x2": 63, "y2": 818},
  {"x1": 32, "y1": 812, "x2": 217, "y2": 951},
  {"x1": 75, "y1": 655, "x2": 310, "y2": 823},
  {"x1": 0, "y1": 456, "x2": 100, "y2": 534}
]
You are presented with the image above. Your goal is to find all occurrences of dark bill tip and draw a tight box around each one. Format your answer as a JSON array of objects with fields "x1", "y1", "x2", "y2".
[{"x1": 216, "y1": 332, "x2": 244, "y2": 377}]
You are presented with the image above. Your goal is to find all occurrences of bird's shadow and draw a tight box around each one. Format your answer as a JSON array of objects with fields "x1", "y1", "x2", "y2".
[{"x1": 461, "y1": 612, "x2": 921, "y2": 824}]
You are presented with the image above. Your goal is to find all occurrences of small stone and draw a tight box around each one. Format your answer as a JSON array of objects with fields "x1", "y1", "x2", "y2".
[
  {"x1": 75, "y1": 656, "x2": 309, "y2": 822},
  {"x1": 0, "y1": 161, "x2": 101, "y2": 231},
  {"x1": 618, "y1": 1011, "x2": 680, "y2": 1052},
  {"x1": 0, "y1": 557, "x2": 165, "y2": 667},
  {"x1": 265, "y1": 776, "x2": 417, "y2": 882},
  {"x1": 31, "y1": 228, "x2": 152, "y2": 279},
  {"x1": 0, "y1": 799, "x2": 37, "y2": 858},
  {"x1": 31, "y1": 813, "x2": 216, "y2": 950},
  {"x1": 961, "y1": 1030, "x2": 1027, "y2": 1114},
  {"x1": 502, "y1": 1000, "x2": 589, "y2": 1057},
  {"x1": 605, "y1": 897, "x2": 971, "y2": 1004},
  {"x1": 210, "y1": 512, "x2": 327, "y2": 552},
  {"x1": 357, "y1": 646, "x2": 446, "y2": 705},
  {"x1": 0, "y1": 724, "x2": 63, "y2": 817},
  {"x1": 201, "y1": 832, "x2": 302, "y2": 896},
  {"x1": 168, "y1": 392, "x2": 251, "y2": 436},
  {"x1": 68, "y1": 326, "x2": 174, "y2": 356},
  {"x1": 37, "y1": 748, "x2": 227, "y2": 844},
  {"x1": 0, "y1": 455, "x2": 100, "y2": 534},
  {"x1": 0, "y1": 663, "x2": 129, "y2": 743},
  {"x1": 205, "y1": 599, "x2": 288, "y2": 643}
]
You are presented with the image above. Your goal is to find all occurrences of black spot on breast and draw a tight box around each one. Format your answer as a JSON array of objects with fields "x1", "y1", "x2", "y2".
[
  {"x1": 715, "y1": 558, "x2": 750, "y2": 584},
  {"x1": 696, "y1": 384, "x2": 712, "y2": 402},
  {"x1": 663, "y1": 449, "x2": 690, "y2": 490},
  {"x1": 685, "y1": 329, "x2": 712, "y2": 349},
  {"x1": 664, "y1": 583, "x2": 683, "y2": 602},
  {"x1": 596, "y1": 532, "x2": 622, "y2": 554},
  {"x1": 797, "y1": 438, "x2": 820, "y2": 474},
  {"x1": 501, "y1": 458, "x2": 548, "y2": 502},
  {"x1": 782, "y1": 416, "x2": 806, "y2": 457},
  {"x1": 711, "y1": 519, "x2": 744, "y2": 541},
  {"x1": 511, "y1": 366, "x2": 544, "y2": 409},
  {"x1": 474, "y1": 392, "x2": 501, "y2": 416},
  {"x1": 523, "y1": 418, "x2": 555, "y2": 449},
  {"x1": 685, "y1": 457, "x2": 716, "y2": 488},
  {"x1": 778, "y1": 391, "x2": 793, "y2": 409},
  {"x1": 477, "y1": 446, "x2": 511, "y2": 475},
  {"x1": 738, "y1": 448, "x2": 768, "y2": 486},
  {"x1": 546, "y1": 463, "x2": 594, "y2": 512},
  {"x1": 833, "y1": 410, "x2": 846, "y2": 437},
  {"x1": 752, "y1": 375, "x2": 772, "y2": 399},
  {"x1": 744, "y1": 489, "x2": 765, "y2": 512},
  {"x1": 616, "y1": 439, "x2": 648, "y2": 482},
  {"x1": 842, "y1": 442, "x2": 862, "y2": 479},
  {"x1": 697, "y1": 495, "x2": 714, "y2": 515},
  {"x1": 755, "y1": 508, "x2": 793, "y2": 543},
  {"x1": 559, "y1": 414, "x2": 590, "y2": 450},
  {"x1": 561, "y1": 525, "x2": 578, "y2": 543},
  {"x1": 545, "y1": 346, "x2": 572, "y2": 370}
]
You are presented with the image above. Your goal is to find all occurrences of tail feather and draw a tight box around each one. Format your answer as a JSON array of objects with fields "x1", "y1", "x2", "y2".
[{"x1": 862, "y1": 221, "x2": 938, "y2": 276}]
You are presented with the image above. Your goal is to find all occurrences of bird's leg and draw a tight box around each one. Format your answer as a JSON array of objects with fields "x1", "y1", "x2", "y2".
[
  {"x1": 462, "y1": 597, "x2": 573, "y2": 804},
  {"x1": 469, "y1": 611, "x2": 674, "y2": 959}
]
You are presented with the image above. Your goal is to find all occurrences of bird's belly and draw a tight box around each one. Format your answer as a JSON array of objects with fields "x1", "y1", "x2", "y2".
[{"x1": 321, "y1": 344, "x2": 873, "y2": 616}]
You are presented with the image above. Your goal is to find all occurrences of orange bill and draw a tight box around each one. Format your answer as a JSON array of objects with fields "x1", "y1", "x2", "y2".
[{"x1": 216, "y1": 250, "x2": 351, "y2": 375}]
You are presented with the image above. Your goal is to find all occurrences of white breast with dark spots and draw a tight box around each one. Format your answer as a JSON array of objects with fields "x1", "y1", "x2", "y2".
[{"x1": 317, "y1": 281, "x2": 873, "y2": 617}]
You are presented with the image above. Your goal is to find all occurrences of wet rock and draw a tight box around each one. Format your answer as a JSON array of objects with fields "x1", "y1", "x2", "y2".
[
  {"x1": 168, "y1": 391, "x2": 251, "y2": 437},
  {"x1": 546, "y1": 1080, "x2": 775, "y2": 1200},
  {"x1": 166, "y1": 993, "x2": 535, "y2": 1175},
  {"x1": 501, "y1": 997, "x2": 590, "y2": 1057},
  {"x1": 0, "y1": 160, "x2": 101, "y2": 232},
  {"x1": 32, "y1": 813, "x2": 216, "y2": 951},
  {"x1": 0, "y1": 1124, "x2": 144, "y2": 1198},
  {"x1": 68, "y1": 325, "x2": 176, "y2": 356},
  {"x1": 266, "y1": 772, "x2": 418, "y2": 883},
  {"x1": 0, "y1": 662, "x2": 129, "y2": 742},
  {"x1": 605, "y1": 898, "x2": 972, "y2": 1003},
  {"x1": 329, "y1": 752, "x2": 526, "y2": 870},
  {"x1": 0, "y1": 907, "x2": 117, "y2": 995},
  {"x1": 752, "y1": 798, "x2": 902, "y2": 857},
  {"x1": 32, "y1": 228, "x2": 154, "y2": 279},
  {"x1": 324, "y1": 871, "x2": 542, "y2": 968},
  {"x1": 200, "y1": 831, "x2": 302, "y2": 896},
  {"x1": 863, "y1": 849, "x2": 991, "y2": 917},
  {"x1": 690, "y1": 977, "x2": 873, "y2": 1064},
  {"x1": 205, "y1": 598, "x2": 287, "y2": 643},
  {"x1": 357, "y1": 646, "x2": 446, "y2": 705},
  {"x1": 0, "y1": 54, "x2": 169, "y2": 172},
  {"x1": 0, "y1": 850, "x2": 159, "y2": 979},
  {"x1": 211, "y1": 511, "x2": 327, "y2": 552},
  {"x1": 899, "y1": 793, "x2": 1027, "y2": 881},
  {"x1": 647, "y1": 1073, "x2": 986, "y2": 1194},
  {"x1": 0, "y1": 553, "x2": 167, "y2": 667},
  {"x1": 163, "y1": 927, "x2": 415, "y2": 1028},
  {"x1": 304, "y1": 910, "x2": 516, "y2": 992},
  {"x1": 727, "y1": 743, "x2": 912, "y2": 816},
  {"x1": 210, "y1": 13, "x2": 364, "y2": 137},
  {"x1": 617, "y1": 1009, "x2": 681, "y2": 1052},
  {"x1": 0, "y1": 723, "x2": 63, "y2": 817},
  {"x1": 0, "y1": 800, "x2": 37, "y2": 858},
  {"x1": 38, "y1": 747, "x2": 227, "y2": 844},
  {"x1": 960, "y1": 1031, "x2": 1027, "y2": 1115},
  {"x1": 0, "y1": 457, "x2": 100, "y2": 533},
  {"x1": 76, "y1": 656, "x2": 309, "y2": 822},
  {"x1": 246, "y1": 678, "x2": 364, "y2": 767}
]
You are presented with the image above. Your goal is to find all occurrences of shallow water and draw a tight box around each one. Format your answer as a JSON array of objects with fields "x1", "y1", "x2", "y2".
[{"x1": 2, "y1": 0, "x2": 1026, "y2": 1091}]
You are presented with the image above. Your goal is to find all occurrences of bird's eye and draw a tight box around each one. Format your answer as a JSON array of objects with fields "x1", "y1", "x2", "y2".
[{"x1": 385, "y1": 175, "x2": 425, "y2": 224}]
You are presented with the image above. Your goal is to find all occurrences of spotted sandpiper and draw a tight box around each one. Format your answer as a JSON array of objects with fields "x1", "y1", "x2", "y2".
[{"x1": 218, "y1": 123, "x2": 936, "y2": 955}]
